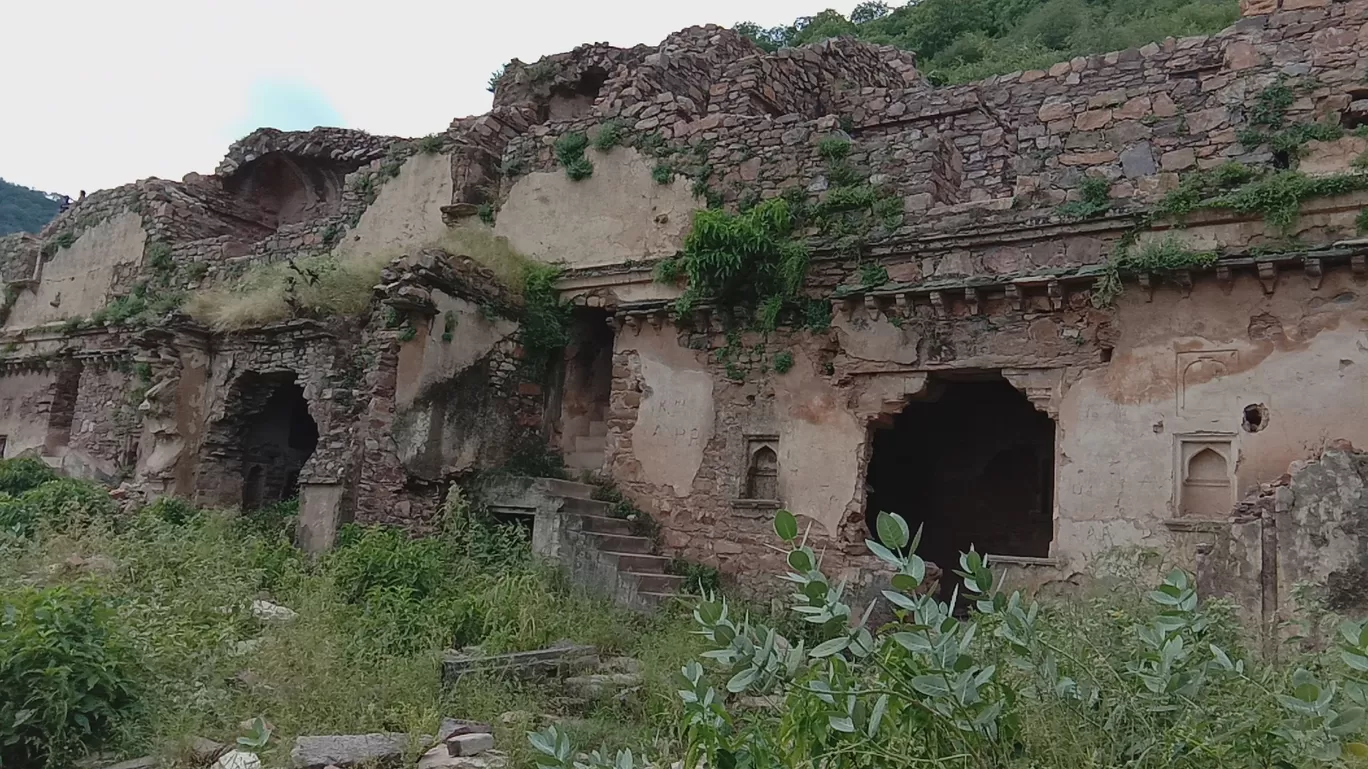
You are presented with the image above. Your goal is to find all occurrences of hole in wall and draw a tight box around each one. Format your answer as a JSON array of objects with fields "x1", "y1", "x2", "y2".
[{"x1": 1242, "y1": 403, "x2": 1269, "y2": 433}]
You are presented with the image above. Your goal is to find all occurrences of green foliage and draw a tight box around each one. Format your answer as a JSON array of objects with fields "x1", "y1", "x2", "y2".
[
  {"x1": 592, "y1": 120, "x2": 626, "y2": 151},
  {"x1": 519, "y1": 263, "x2": 571, "y2": 371},
  {"x1": 668, "y1": 559, "x2": 722, "y2": 596},
  {"x1": 500, "y1": 157, "x2": 526, "y2": 178},
  {"x1": 816, "y1": 136, "x2": 852, "y2": 162},
  {"x1": 142, "y1": 496, "x2": 198, "y2": 525},
  {"x1": 857, "y1": 261, "x2": 889, "y2": 289},
  {"x1": 319, "y1": 223, "x2": 342, "y2": 248},
  {"x1": 554, "y1": 132, "x2": 594, "y2": 181},
  {"x1": 416, "y1": 134, "x2": 444, "y2": 154},
  {"x1": 661, "y1": 199, "x2": 809, "y2": 329},
  {"x1": 351, "y1": 175, "x2": 376, "y2": 204},
  {"x1": 0, "y1": 478, "x2": 119, "y2": 537},
  {"x1": 0, "y1": 484, "x2": 690, "y2": 763},
  {"x1": 487, "y1": 65, "x2": 506, "y2": 93},
  {"x1": 383, "y1": 305, "x2": 402, "y2": 328},
  {"x1": 42, "y1": 231, "x2": 76, "y2": 258},
  {"x1": 1093, "y1": 235, "x2": 1219, "y2": 305},
  {"x1": 476, "y1": 203, "x2": 496, "y2": 226},
  {"x1": 542, "y1": 508, "x2": 1368, "y2": 769},
  {"x1": 396, "y1": 323, "x2": 417, "y2": 342},
  {"x1": 1249, "y1": 75, "x2": 1295, "y2": 129},
  {"x1": 1357, "y1": 208, "x2": 1368, "y2": 234},
  {"x1": 772, "y1": 350, "x2": 794, "y2": 374},
  {"x1": 1056, "y1": 175, "x2": 1113, "y2": 220},
  {"x1": 651, "y1": 163, "x2": 675, "y2": 185},
  {"x1": 144, "y1": 241, "x2": 174, "y2": 279},
  {"x1": 442, "y1": 310, "x2": 457, "y2": 343},
  {"x1": 733, "y1": 0, "x2": 1238, "y2": 85},
  {"x1": 0, "y1": 456, "x2": 58, "y2": 496},
  {"x1": 0, "y1": 584, "x2": 140, "y2": 768},
  {"x1": 1238, "y1": 121, "x2": 1343, "y2": 158},
  {"x1": 0, "y1": 178, "x2": 62, "y2": 236}
]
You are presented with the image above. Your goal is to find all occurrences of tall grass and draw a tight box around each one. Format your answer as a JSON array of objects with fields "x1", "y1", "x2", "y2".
[
  {"x1": 0, "y1": 481, "x2": 699, "y2": 768},
  {"x1": 184, "y1": 223, "x2": 550, "y2": 331}
]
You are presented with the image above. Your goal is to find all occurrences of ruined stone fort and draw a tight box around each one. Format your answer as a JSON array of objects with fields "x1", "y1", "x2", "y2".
[{"x1": 3, "y1": 0, "x2": 1368, "y2": 623}]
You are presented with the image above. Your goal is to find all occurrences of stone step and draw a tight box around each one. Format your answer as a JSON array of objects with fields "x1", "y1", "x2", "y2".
[
  {"x1": 629, "y1": 572, "x2": 685, "y2": 593},
  {"x1": 590, "y1": 533, "x2": 653, "y2": 554},
  {"x1": 588, "y1": 420, "x2": 608, "y2": 438},
  {"x1": 574, "y1": 434, "x2": 605, "y2": 453},
  {"x1": 613, "y1": 553, "x2": 671, "y2": 572},
  {"x1": 637, "y1": 591, "x2": 678, "y2": 609},
  {"x1": 562, "y1": 496, "x2": 613, "y2": 516},
  {"x1": 535, "y1": 478, "x2": 597, "y2": 500},
  {"x1": 566, "y1": 451, "x2": 604, "y2": 470},
  {"x1": 576, "y1": 514, "x2": 636, "y2": 535}
]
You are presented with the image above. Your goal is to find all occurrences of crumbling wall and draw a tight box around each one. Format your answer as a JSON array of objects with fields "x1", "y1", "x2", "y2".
[{"x1": 6, "y1": 212, "x2": 147, "y2": 330}]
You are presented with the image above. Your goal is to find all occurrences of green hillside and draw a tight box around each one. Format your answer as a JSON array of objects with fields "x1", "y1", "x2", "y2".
[
  {"x1": 736, "y1": 0, "x2": 1241, "y2": 84},
  {"x1": 0, "y1": 178, "x2": 62, "y2": 236}
]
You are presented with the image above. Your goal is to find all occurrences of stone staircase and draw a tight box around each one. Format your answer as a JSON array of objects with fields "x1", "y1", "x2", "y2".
[
  {"x1": 484, "y1": 476, "x2": 682, "y2": 610},
  {"x1": 564, "y1": 418, "x2": 607, "y2": 473}
]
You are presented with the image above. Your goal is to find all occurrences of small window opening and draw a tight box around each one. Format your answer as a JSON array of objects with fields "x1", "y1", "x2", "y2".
[{"x1": 1242, "y1": 403, "x2": 1268, "y2": 433}]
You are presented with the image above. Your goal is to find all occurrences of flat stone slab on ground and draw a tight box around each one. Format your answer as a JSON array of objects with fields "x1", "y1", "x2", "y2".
[
  {"x1": 291, "y1": 733, "x2": 413, "y2": 768},
  {"x1": 418, "y1": 747, "x2": 508, "y2": 769},
  {"x1": 442, "y1": 644, "x2": 598, "y2": 682},
  {"x1": 447, "y1": 732, "x2": 494, "y2": 756}
]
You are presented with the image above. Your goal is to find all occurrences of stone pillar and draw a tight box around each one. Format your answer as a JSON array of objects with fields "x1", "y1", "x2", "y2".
[{"x1": 296, "y1": 482, "x2": 347, "y2": 554}]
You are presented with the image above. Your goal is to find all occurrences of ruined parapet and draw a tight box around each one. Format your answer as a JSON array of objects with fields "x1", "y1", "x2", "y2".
[
  {"x1": 215, "y1": 127, "x2": 401, "y2": 177},
  {"x1": 707, "y1": 36, "x2": 922, "y2": 119},
  {"x1": 490, "y1": 40, "x2": 651, "y2": 120}
]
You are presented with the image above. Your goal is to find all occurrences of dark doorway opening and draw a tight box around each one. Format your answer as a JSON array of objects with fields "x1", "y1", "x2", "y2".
[
  {"x1": 240, "y1": 379, "x2": 319, "y2": 510},
  {"x1": 865, "y1": 375, "x2": 1055, "y2": 599},
  {"x1": 557, "y1": 307, "x2": 614, "y2": 475}
]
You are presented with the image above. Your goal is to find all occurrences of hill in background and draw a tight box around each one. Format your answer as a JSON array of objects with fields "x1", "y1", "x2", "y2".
[
  {"x1": 0, "y1": 178, "x2": 62, "y2": 236},
  {"x1": 736, "y1": 0, "x2": 1240, "y2": 84}
]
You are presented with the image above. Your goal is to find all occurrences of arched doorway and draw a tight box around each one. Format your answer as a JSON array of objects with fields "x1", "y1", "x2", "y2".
[
  {"x1": 196, "y1": 371, "x2": 319, "y2": 510},
  {"x1": 864, "y1": 374, "x2": 1055, "y2": 599}
]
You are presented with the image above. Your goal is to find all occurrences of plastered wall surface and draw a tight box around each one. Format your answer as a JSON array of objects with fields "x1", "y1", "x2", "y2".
[
  {"x1": 495, "y1": 148, "x2": 697, "y2": 268},
  {"x1": 395, "y1": 291, "x2": 519, "y2": 409},
  {"x1": 6, "y1": 212, "x2": 146, "y2": 330},
  {"x1": 1056, "y1": 273, "x2": 1368, "y2": 571},
  {"x1": 0, "y1": 371, "x2": 56, "y2": 456},
  {"x1": 622, "y1": 327, "x2": 715, "y2": 497},
  {"x1": 338, "y1": 152, "x2": 453, "y2": 262}
]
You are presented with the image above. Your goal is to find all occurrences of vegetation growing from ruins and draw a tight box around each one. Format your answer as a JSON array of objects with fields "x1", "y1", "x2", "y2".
[
  {"x1": 592, "y1": 120, "x2": 626, "y2": 152},
  {"x1": 0, "y1": 177, "x2": 62, "y2": 236},
  {"x1": 537, "y1": 508, "x2": 1368, "y2": 769},
  {"x1": 1155, "y1": 162, "x2": 1368, "y2": 233},
  {"x1": 654, "y1": 198, "x2": 809, "y2": 327},
  {"x1": 1093, "y1": 234, "x2": 1219, "y2": 305},
  {"x1": 520, "y1": 262, "x2": 572, "y2": 372},
  {"x1": 185, "y1": 249, "x2": 390, "y2": 330},
  {"x1": 555, "y1": 131, "x2": 595, "y2": 181},
  {"x1": 1056, "y1": 175, "x2": 1113, "y2": 220},
  {"x1": 0, "y1": 466, "x2": 707, "y2": 768},
  {"x1": 417, "y1": 134, "x2": 444, "y2": 154},
  {"x1": 734, "y1": 0, "x2": 1239, "y2": 85}
]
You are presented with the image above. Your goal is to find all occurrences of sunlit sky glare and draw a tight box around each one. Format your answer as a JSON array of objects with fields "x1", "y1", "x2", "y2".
[{"x1": 1, "y1": 0, "x2": 862, "y2": 196}]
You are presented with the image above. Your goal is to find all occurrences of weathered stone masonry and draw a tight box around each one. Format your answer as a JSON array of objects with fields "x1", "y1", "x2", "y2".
[{"x1": 4, "y1": 0, "x2": 1368, "y2": 622}]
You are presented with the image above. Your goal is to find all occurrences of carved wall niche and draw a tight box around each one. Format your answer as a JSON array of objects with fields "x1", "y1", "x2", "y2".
[
  {"x1": 734, "y1": 432, "x2": 780, "y2": 509},
  {"x1": 1175, "y1": 433, "x2": 1236, "y2": 518}
]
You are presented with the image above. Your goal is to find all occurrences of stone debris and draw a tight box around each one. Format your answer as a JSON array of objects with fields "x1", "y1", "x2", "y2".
[
  {"x1": 564, "y1": 672, "x2": 643, "y2": 700},
  {"x1": 442, "y1": 642, "x2": 599, "y2": 682},
  {"x1": 214, "y1": 750, "x2": 263, "y2": 769},
  {"x1": 95, "y1": 757, "x2": 157, "y2": 769},
  {"x1": 250, "y1": 599, "x2": 298, "y2": 622},
  {"x1": 290, "y1": 733, "x2": 413, "y2": 768}
]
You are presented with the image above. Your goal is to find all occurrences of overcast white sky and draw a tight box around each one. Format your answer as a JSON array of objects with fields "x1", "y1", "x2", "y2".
[{"x1": 1, "y1": 0, "x2": 860, "y2": 197}]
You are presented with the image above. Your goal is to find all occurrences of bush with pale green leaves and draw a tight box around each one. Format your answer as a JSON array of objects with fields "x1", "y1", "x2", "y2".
[{"x1": 534, "y1": 508, "x2": 1368, "y2": 769}]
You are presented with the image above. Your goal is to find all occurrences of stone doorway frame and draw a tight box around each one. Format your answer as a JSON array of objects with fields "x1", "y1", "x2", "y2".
[{"x1": 850, "y1": 366, "x2": 1067, "y2": 564}]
